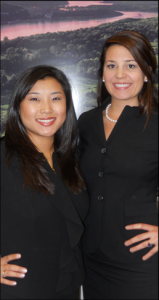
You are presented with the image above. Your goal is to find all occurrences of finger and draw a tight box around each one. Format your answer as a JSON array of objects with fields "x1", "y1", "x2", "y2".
[
  {"x1": 2, "y1": 270, "x2": 26, "y2": 279},
  {"x1": 142, "y1": 246, "x2": 158, "y2": 260},
  {"x1": 1, "y1": 278, "x2": 17, "y2": 286},
  {"x1": 3, "y1": 253, "x2": 21, "y2": 264},
  {"x1": 4, "y1": 264, "x2": 27, "y2": 274},
  {"x1": 125, "y1": 223, "x2": 155, "y2": 231},
  {"x1": 129, "y1": 239, "x2": 151, "y2": 253},
  {"x1": 125, "y1": 232, "x2": 150, "y2": 246}
]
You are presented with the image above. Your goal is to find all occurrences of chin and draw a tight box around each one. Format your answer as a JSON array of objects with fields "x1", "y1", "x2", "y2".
[{"x1": 40, "y1": 131, "x2": 55, "y2": 137}]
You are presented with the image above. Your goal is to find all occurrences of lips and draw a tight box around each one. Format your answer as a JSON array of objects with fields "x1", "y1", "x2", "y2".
[
  {"x1": 113, "y1": 83, "x2": 132, "y2": 89},
  {"x1": 36, "y1": 118, "x2": 56, "y2": 126}
]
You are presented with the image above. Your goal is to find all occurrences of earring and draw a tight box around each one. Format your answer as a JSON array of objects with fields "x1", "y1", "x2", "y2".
[
  {"x1": 145, "y1": 79, "x2": 148, "y2": 82},
  {"x1": 103, "y1": 79, "x2": 105, "y2": 82}
]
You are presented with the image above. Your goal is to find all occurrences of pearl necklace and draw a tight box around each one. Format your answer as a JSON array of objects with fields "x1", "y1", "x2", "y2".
[{"x1": 105, "y1": 104, "x2": 117, "y2": 123}]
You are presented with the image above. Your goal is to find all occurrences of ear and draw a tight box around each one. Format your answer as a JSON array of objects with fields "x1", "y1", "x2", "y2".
[{"x1": 144, "y1": 66, "x2": 152, "y2": 82}]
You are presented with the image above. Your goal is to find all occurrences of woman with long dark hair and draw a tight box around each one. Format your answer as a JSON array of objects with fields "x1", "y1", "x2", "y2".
[
  {"x1": 1, "y1": 65, "x2": 89, "y2": 299},
  {"x1": 78, "y1": 31, "x2": 158, "y2": 299}
]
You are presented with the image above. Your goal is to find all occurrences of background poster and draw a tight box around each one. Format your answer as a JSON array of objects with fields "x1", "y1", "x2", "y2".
[{"x1": 1, "y1": 1, "x2": 158, "y2": 136}]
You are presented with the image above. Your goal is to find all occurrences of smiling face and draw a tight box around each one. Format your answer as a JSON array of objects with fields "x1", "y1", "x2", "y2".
[
  {"x1": 19, "y1": 77, "x2": 66, "y2": 145},
  {"x1": 103, "y1": 45, "x2": 147, "y2": 106}
]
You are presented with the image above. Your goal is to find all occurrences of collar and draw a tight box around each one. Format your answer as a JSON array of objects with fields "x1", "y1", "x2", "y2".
[{"x1": 90, "y1": 97, "x2": 140, "y2": 145}]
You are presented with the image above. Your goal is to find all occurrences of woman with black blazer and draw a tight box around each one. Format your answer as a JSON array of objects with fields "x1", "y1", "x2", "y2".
[
  {"x1": 0, "y1": 65, "x2": 89, "y2": 299},
  {"x1": 78, "y1": 31, "x2": 158, "y2": 299}
]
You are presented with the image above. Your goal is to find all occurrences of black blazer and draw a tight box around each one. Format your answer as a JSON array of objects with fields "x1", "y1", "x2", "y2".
[
  {"x1": 1, "y1": 138, "x2": 89, "y2": 299},
  {"x1": 78, "y1": 97, "x2": 158, "y2": 263}
]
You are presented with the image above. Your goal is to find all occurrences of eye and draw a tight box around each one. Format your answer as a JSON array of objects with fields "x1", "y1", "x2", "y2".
[
  {"x1": 52, "y1": 97, "x2": 61, "y2": 100},
  {"x1": 107, "y1": 64, "x2": 115, "y2": 69},
  {"x1": 30, "y1": 97, "x2": 39, "y2": 101},
  {"x1": 128, "y1": 64, "x2": 136, "y2": 69}
]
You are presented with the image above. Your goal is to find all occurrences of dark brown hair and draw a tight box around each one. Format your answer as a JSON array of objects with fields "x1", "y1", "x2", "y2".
[
  {"x1": 97, "y1": 30, "x2": 158, "y2": 122},
  {"x1": 5, "y1": 65, "x2": 85, "y2": 194}
]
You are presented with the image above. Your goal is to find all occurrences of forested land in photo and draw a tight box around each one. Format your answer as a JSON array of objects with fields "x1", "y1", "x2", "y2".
[
  {"x1": 1, "y1": 1, "x2": 158, "y2": 23},
  {"x1": 1, "y1": 1, "x2": 158, "y2": 135}
]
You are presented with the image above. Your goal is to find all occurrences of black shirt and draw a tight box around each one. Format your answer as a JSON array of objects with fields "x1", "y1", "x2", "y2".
[{"x1": 1, "y1": 137, "x2": 89, "y2": 299}]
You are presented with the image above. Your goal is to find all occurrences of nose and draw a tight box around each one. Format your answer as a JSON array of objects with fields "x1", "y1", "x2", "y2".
[
  {"x1": 115, "y1": 67, "x2": 126, "y2": 79},
  {"x1": 40, "y1": 100, "x2": 53, "y2": 114}
]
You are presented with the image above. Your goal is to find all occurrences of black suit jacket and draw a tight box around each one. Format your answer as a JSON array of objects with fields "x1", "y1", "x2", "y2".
[
  {"x1": 1, "y1": 137, "x2": 89, "y2": 299},
  {"x1": 78, "y1": 98, "x2": 158, "y2": 264}
]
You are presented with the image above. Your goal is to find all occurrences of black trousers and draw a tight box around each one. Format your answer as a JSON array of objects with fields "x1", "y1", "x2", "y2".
[
  {"x1": 1, "y1": 289, "x2": 80, "y2": 299},
  {"x1": 83, "y1": 250, "x2": 158, "y2": 299}
]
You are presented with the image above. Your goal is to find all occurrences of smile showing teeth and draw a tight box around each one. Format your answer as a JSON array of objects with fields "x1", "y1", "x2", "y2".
[
  {"x1": 114, "y1": 84, "x2": 131, "y2": 87},
  {"x1": 37, "y1": 118, "x2": 55, "y2": 123}
]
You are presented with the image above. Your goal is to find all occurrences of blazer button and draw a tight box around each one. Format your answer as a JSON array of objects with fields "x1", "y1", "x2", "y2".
[
  {"x1": 97, "y1": 195, "x2": 103, "y2": 201},
  {"x1": 101, "y1": 148, "x2": 106, "y2": 153},
  {"x1": 98, "y1": 171, "x2": 103, "y2": 177}
]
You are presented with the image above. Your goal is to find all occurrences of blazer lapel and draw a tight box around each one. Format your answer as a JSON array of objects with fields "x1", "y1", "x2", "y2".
[
  {"x1": 50, "y1": 163, "x2": 83, "y2": 227},
  {"x1": 88, "y1": 98, "x2": 139, "y2": 145},
  {"x1": 106, "y1": 105, "x2": 139, "y2": 144},
  {"x1": 89, "y1": 98, "x2": 110, "y2": 145},
  {"x1": 49, "y1": 155, "x2": 84, "y2": 247},
  {"x1": 90, "y1": 108, "x2": 106, "y2": 145}
]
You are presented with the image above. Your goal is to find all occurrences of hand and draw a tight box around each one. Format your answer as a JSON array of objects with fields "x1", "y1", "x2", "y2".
[
  {"x1": 0, "y1": 254, "x2": 28, "y2": 286},
  {"x1": 124, "y1": 223, "x2": 158, "y2": 260}
]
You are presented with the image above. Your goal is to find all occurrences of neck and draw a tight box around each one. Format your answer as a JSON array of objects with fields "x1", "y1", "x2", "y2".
[
  {"x1": 110, "y1": 98, "x2": 139, "y2": 117},
  {"x1": 27, "y1": 133, "x2": 54, "y2": 157}
]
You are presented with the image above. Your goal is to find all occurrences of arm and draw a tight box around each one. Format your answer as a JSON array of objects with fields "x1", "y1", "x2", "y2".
[{"x1": 0, "y1": 254, "x2": 27, "y2": 286}]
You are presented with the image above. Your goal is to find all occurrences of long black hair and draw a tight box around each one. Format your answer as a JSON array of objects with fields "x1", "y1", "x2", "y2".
[
  {"x1": 5, "y1": 65, "x2": 86, "y2": 194},
  {"x1": 97, "y1": 31, "x2": 158, "y2": 122}
]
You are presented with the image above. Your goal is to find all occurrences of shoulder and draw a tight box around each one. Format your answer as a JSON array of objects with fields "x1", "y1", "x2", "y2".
[
  {"x1": 1, "y1": 137, "x2": 19, "y2": 185},
  {"x1": 78, "y1": 97, "x2": 110, "y2": 131},
  {"x1": 78, "y1": 107, "x2": 98, "y2": 123},
  {"x1": 141, "y1": 110, "x2": 158, "y2": 142},
  {"x1": 148, "y1": 110, "x2": 158, "y2": 129},
  {"x1": 151, "y1": 109, "x2": 158, "y2": 121},
  {"x1": 0, "y1": 137, "x2": 8, "y2": 187},
  {"x1": 78, "y1": 107, "x2": 98, "y2": 132}
]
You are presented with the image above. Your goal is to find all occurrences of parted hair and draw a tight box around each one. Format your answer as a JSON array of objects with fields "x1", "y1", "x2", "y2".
[
  {"x1": 97, "y1": 30, "x2": 158, "y2": 122},
  {"x1": 5, "y1": 65, "x2": 85, "y2": 194}
]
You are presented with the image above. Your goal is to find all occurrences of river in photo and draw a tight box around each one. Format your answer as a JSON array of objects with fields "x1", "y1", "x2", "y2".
[
  {"x1": 1, "y1": 11, "x2": 158, "y2": 41},
  {"x1": 66, "y1": 1, "x2": 114, "y2": 7}
]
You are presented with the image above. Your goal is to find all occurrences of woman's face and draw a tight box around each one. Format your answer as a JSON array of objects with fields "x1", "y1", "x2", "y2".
[
  {"x1": 19, "y1": 77, "x2": 66, "y2": 142},
  {"x1": 103, "y1": 45, "x2": 147, "y2": 105}
]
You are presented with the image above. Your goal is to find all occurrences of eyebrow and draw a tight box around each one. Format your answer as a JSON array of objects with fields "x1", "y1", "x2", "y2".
[
  {"x1": 27, "y1": 91, "x2": 63, "y2": 95},
  {"x1": 106, "y1": 59, "x2": 136, "y2": 62}
]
